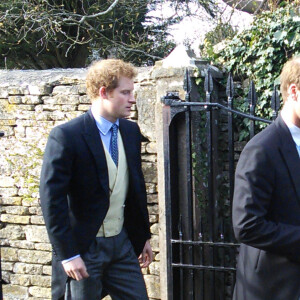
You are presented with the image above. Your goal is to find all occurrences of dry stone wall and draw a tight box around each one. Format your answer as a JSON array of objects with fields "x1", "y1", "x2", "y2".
[{"x1": 0, "y1": 66, "x2": 167, "y2": 300}]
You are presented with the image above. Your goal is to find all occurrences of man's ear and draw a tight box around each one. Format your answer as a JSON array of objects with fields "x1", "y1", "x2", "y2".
[
  {"x1": 99, "y1": 86, "x2": 108, "y2": 99},
  {"x1": 288, "y1": 84, "x2": 298, "y2": 101}
]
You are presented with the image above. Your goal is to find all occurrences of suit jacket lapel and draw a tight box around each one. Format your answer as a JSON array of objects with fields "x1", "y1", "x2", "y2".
[
  {"x1": 276, "y1": 115, "x2": 300, "y2": 202},
  {"x1": 119, "y1": 119, "x2": 137, "y2": 178},
  {"x1": 82, "y1": 110, "x2": 110, "y2": 198}
]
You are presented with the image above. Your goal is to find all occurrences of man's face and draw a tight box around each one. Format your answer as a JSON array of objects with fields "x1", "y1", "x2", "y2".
[{"x1": 102, "y1": 76, "x2": 135, "y2": 122}]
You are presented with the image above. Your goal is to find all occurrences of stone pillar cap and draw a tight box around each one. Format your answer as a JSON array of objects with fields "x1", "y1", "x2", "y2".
[{"x1": 161, "y1": 44, "x2": 207, "y2": 68}]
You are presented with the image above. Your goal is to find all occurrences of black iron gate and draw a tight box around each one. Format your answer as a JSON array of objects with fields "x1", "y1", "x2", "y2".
[{"x1": 162, "y1": 70, "x2": 280, "y2": 300}]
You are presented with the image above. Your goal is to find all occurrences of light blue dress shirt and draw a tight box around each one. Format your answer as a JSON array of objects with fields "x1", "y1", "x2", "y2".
[{"x1": 91, "y1": 105, "x2": 119, "y2": 156}]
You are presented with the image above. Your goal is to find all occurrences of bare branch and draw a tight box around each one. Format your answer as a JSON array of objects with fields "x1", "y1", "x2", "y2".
[{"x1": 79, "y1": 0, "x2": 120, "y2": 23}]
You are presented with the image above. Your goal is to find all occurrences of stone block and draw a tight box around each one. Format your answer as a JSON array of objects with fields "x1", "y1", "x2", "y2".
[
  {"x1": 1, "y1": 214, "x2": 30, "y2": 224},
  {"x1": 148, "y1": 204, "x2": 158, "y2": 215},
  {"x1": 0, "y1": 225, "x2": 25, "y2": 240},
  {"x1": 39, "y1": 104, "x2": 61, "y2": 112},
  {"x1": 15, "y1": 111, "x2": 36, "y2": 120},
  {"x1": 13, "y1": 263, "x2": 43, "y2": 275},
  {"x1": 78, "y1": 83, "x2": 87, "y2": 94},
  {"x1": 1, "y1": 247, "x2": 18, "y2": 261},
  {"x1": 34, "y1": 243, "x2": 52, "y2": 251},
  {"x1": 30, "y1": 216, "x2": 45, "y2": 225},
  {"x1": 149, "y1": 214, "x2": 158, "y2": 223},
  {"x1": 79, "y1": 95, "x2": 89, "y2": 104},
  {"x1": 65, "y1": 111, "x2": 83, "y2": 120},
  {"x1": 142, "y1": 154, "x2": 157, "y2": 162},
  {"x1": 146, "y1": 142, "x2": 157, "y2": 153},
  {"x1": 25, "y1": 226, "x2": 49, "y2": 243},
  {"x1": 144, "y1": 274, "x2": 160, "y2": 299},
  {"x1": 18, "y1": 249, "x2": 51, "y2": 264},
  {"x1": 30, "y1": 275, "x2": 51, "y2": 287},
  {"x1": 150, "y1": 235, "x2": 159, "y2": 252},
  {"x1": 3, "y1": 285, "x2": 29, "y2": 299},
  {"x1": 0, "y1": 187, "x2": 18, "y2": 197},
  {"x1": 150, "y1": 223, "x2": 159, "y2": 235},
  {"x1": 42, "y1": 265, "x2": 52, "y2": 275},
  {"x1": 28, "y1": 84, "x2": 52, "y2": 95},
  {"x1": 0, "y1": 176, "x2": 15, "y2": 187},
  {"x1": 10, "y1": 274, "x2": 32, "y2": 286},
  {"x1": 52, "y1": 85, "x2": 79, "y2": 95},
  {"x1": 28, "y1": 207, "x2": 42, "y2": 215},
  {"x1": 61, "y1": 105, "x2": 77, "y2": 112},
  {"x1": 78, "y1": 104, "x2": 90, "y2": 111},
  {"x1": 14, "y1": 125, "x2": 26, "y2": 137},
  {"x1": 3, "y1": 206, "x2": 29, "y2": 215},
  {"x1": 28, "y1": 286, "x2": 51, "y2": 298},
  {"x1": 9, "y1": 240, "x2": 35, "y2": 250},
  {"x1": 8, "y1": 96, "x2": 22, "y2": 104},
  {"x1": 147, "y1": 194, "x2": 158, "y2": 204},
  {"x1": 0, "y1": 87, "x2": 9, "y2": 98},
  {"x1": 53, "y1": 94, "x2": 80, "y2": 105},
  {"x1": 0, "y1": 119, "x2": 16, "y2": 126},
  {"x1": 8, "y1": 86, "x2": 27, "y2": 95},
  {"x1": 146, "y1": 183, "x2": 157, "y2": 194},
  {"x1": 15, "y1": 104, "x2": 36, "y2": 111},
  {"x1": 149, "y1": 261, "x2": 160, "y2": 276},
  {"x1": 22, "y1": 95, "x2": 42, "y2": 104},
  {"x1": 22, "y1": 198, "x2": 39, "y2": 207},
  {"x1": 136, "y1": 87, "x2": 157, "y2": 141},
  {"x1": 2, "y1": 262, "x2": 14, "y2": 271},
  {"x1": 142, "y1": 162, "x2": 157, "y2": 183},
  {"x1": 0, "y1": 195, "x2": 22, "y2": 205},
  {"x1": 2, "y1": 270, "x2": 10, "y2": 282},
  {"x1": 34, "y1": 111, "x2": 54, "y2": 121}
]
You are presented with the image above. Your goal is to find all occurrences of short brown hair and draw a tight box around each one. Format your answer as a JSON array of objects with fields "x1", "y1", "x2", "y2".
[
  {"x1": 86, "y1": 59, "x2": 137, "y2": 100},
  {"x1": 280, "y1": 56, "x2": 300, "y2": 102}
]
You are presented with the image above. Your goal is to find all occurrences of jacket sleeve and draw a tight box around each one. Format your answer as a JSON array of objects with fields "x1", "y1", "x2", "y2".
[
  {"x1": 40, "y1": 126, "x2": 79, "y2": 261},
  {"x1": 232, "y1": 141, "x2": 300, "y2": 262}
]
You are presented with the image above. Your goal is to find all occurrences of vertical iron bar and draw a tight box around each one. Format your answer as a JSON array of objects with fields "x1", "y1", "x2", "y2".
[
  {"x1": 185, "y1": 107, "x2": 194, "y2": 300},
  {"x1": 248, "y1": 81, "x2": 257, "y2": 139},
  {"x1": 198, "y1": 217, "x2": 204, "y2": 300},
  {"x1": 184, "y1": 68, "x2": 192, "y2": 102},
  {"x1": 178, "y1": 215, "x2": 184, "y2": 300},
  {"x1": 226, "y1": 73, "x2": 237, "y2": 294},
  {"x1": 271, "y1": 86, "x2": 280, "y2": 121},
  {"x1": 226, "y1": 73, "x2": 235, "y2": 207},
  {"x1": 204, "y1": 69, "x2": 215, "y2": 300},
  {"x1": 220, "y1": 219, "x2": 225, "y2": 300},
  {"x1": 162, "y1": 100, "x2": 174, "y2": 300}
]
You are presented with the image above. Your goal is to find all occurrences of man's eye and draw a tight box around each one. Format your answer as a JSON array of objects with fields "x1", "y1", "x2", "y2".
[{"x1": 122, "y1": 91, "x2": 130, "y2": 95}]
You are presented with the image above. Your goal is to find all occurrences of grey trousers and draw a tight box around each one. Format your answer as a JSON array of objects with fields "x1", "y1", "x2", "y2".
[{"x1": 65, "y1": 228, "x2": 148, "y2": 300}]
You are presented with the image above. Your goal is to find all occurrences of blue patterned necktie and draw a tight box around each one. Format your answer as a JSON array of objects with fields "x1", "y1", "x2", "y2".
[{"x1": 110, "y1": 124, "x2": 118, "y2": 166}]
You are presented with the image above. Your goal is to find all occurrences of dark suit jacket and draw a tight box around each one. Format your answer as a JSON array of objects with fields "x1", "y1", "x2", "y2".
[
  {"x1": 40, "y1": 110, "x2": 151, "y2": 300},
  {"x1": 232, "y1": 115, "x2": 300, "y2": 300}
]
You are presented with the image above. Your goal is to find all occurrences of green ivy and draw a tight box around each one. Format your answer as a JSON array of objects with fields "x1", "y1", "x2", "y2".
[{"x1": 215, "y1": 4, "x2": 300, "y2": 120}]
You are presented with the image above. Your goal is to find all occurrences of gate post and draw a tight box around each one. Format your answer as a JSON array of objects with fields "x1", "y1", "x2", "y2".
[{"x1": 153, "y1": 47, "x2": 208, "y2": 300}]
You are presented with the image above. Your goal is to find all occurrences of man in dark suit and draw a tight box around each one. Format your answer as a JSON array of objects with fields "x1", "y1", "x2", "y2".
[
  {"x1": 40, "y1": 59, "x2": 153, "y2": 300},
  {"x1": 232, "y1": 56, "x2": 300, "y2": 300}
]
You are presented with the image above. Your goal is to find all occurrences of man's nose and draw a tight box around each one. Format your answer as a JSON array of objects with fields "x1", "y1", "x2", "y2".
[{"x1": 129, "y1": 94, "x2": 136, "y2": 103}]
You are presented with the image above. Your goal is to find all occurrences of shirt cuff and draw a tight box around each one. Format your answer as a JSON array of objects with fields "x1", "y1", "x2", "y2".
[{"x1": 61, "y1": 254, "x2": 81, "y2": 264}]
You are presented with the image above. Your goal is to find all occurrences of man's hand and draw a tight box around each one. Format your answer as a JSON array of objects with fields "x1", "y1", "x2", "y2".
[
  {"x1": 138, "y1": 240, "x2": 153, "y2": 268},
  {"x1": 62, "y1": 257, "x2": 89, "y2": 281}
]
